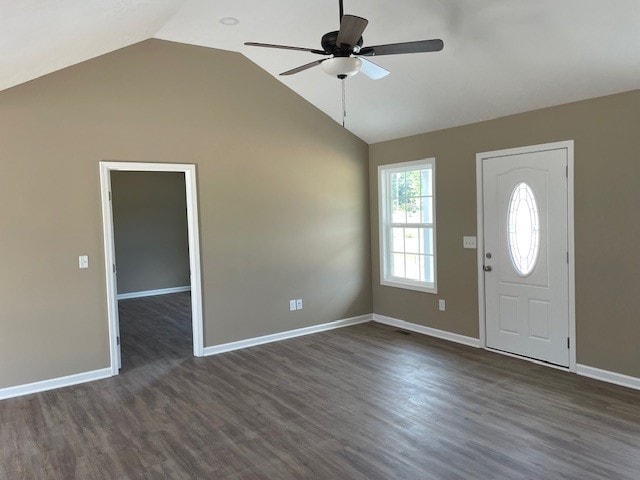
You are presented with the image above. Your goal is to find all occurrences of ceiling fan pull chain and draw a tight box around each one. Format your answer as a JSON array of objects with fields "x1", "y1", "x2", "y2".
[{"x1": 342, "y1": 77, "x2": 347, "y2": 127}]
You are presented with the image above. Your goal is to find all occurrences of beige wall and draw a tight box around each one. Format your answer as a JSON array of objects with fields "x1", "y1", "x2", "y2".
[
  {"x1": 111, "y1": 171, "x2": 190, "y2": 295},
  {"x1": 0, "y1": 39, "x2": 371, "y2": 389},
  {"x1": 1, "y1": 35, "x2": 636, "y2": 390},
  {"x1": 369, "y1": 89, "x2": 640, "y2": 378}
]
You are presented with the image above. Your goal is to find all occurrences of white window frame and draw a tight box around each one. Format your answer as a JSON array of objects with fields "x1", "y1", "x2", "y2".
[{"x1": 378, "y1": 158, "x2": 437, "y2": 294}]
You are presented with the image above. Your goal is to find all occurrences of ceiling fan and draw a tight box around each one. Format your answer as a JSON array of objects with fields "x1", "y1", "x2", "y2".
[{"x1": 244, "y1": 0, "x2": 444, "y2": 80}]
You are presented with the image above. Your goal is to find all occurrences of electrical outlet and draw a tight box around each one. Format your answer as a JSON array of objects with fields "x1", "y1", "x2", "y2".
[
  {"x1": 289, "y1": 300, "x2": 297, "y2": 311},
  {"x1": 463, "y1": 236, "x2": 477, "y2": 249},
  {"x1": 438, "y1": 299, "x2": 446, "y2": 311},
  {"x1": 296, "y1": 299, "x2": 303, "y2": 310}
]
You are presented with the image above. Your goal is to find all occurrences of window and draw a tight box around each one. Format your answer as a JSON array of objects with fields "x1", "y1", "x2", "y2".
[{"x1": 378, "y1": 159, "x2": 437, "y2": 293}]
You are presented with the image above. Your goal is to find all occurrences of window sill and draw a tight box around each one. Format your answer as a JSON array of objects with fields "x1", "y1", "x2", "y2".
[{"x1": 380, "y1": 279, "x2": 437, "y2": 294}]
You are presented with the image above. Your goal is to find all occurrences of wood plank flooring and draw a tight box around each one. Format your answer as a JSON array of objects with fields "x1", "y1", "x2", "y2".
[
  {"x1": 118, "y1": 292, "x2": 193, "y2": 372},
  {"x1": 1, "y1": 293, "x2": 639, "y2": 479}
]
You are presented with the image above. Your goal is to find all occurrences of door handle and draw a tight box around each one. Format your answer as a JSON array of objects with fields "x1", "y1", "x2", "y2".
[{"x1": 483, "y1": 265, "x2": 492, "y2": 272}]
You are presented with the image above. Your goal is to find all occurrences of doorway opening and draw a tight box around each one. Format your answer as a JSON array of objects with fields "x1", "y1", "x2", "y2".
[
  {"x1": 475, "y1": 141, "x2": 576, "y2": 371},
  {"x1": 100, "y1": 162, "x2": 204, "y2": 375}
]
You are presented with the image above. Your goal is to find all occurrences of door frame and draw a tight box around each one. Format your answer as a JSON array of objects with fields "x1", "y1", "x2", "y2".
[
  {"x1": 99, "y1": 161, "x2": 205, "y2": 376},
  {"x1": 475, "y1": 140, "x2": 576, "y2": 372}
]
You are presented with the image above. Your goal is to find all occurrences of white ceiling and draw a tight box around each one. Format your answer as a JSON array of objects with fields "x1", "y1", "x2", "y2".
[{"x1": 2, "y1": 0, "x2": 639, "y2": 143}]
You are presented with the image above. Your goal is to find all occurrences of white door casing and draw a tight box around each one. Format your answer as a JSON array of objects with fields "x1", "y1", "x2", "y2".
[
  {"x1": 476, "y1": 141, "x2": 575, "y2": 369},
  {"x1": 100, "y1": 169, "x2": 123, "y2": 370},
  {"x1": 99, "y1": 162, "x2": 205, "y2": 375}
]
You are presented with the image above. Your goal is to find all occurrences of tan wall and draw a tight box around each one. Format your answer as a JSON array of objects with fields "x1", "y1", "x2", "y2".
[
  {"x1": 0, "y1": 39, "x2": 371, "y2": 389},
  {"x1": 111, "y1": 171, "x2": 190, "y2": 295},
  {"x1": 369, "y1": 89, "x2": 640, "y2": 378}
]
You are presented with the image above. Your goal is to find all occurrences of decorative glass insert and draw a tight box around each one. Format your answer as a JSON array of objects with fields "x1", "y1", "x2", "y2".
[
  {"x1": 507, "y1": 182, "x2": 540, "y2": 276},
  {"x1": 379, "y1": 159, "x2": 437, "y2": 293}
]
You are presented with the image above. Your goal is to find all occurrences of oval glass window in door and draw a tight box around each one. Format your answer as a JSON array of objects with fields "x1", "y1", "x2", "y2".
[{"x1": 507, "y1": 182, "x2": 540, "y2": 276}]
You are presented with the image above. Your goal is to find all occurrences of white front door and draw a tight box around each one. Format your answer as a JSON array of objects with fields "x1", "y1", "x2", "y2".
[{"x1": 482, "y1": 145, "x2": 569, "y2": 366}]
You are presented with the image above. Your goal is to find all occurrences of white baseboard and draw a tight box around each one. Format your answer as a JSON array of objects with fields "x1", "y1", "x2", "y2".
[
  {"x1": 117, "y1": 285, "x2": 191, "y2": 300},
  {"x1": 204, "y1": 314, "x2": 373, "y2": 356},
  {"x1": 577, "y1": 364, "x2": 640, "y2": 391},
  {"x1": 372, "y1": 313, "x2": 481, "y2": 348},
  {"x1": 0, "y1": 368, "x2": 113, "y2": 401}
]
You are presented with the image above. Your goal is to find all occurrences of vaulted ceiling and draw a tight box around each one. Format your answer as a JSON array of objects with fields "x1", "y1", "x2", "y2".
[{"x1": 2, "y1": 0, "x2": 639, "y2": 143}]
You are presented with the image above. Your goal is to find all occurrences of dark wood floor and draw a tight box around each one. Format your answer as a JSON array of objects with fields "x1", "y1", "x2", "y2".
[
  {"x1": 1, "y1": 293, "x2": 639, "y2": 479},
  {"x1": 118, "y1": 292, "x2": 193, "y2": 372}
]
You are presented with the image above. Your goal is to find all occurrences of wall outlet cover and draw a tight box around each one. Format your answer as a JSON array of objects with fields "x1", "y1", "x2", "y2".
[{"x1": 289, "y1": 300, "x2": 297, "y2": 311}]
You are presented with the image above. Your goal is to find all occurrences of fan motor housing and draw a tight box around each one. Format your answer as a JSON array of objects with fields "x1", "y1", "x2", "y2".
[{"x1": 321, "y1": 31, "x2": 363, "y2": 56}]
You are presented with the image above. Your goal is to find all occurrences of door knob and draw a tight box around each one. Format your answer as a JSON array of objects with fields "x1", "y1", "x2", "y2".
[{"x1": 483, "y1": 265, "x2": 492, "y2": 272}]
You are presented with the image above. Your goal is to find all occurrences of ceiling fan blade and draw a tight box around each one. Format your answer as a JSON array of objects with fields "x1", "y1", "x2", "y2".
[
  {"x1": 336, "y1": 15, "x2": 369, "y2": 49},
  {"x1": 357, "y1": 57, "x2": 390, "y2": 80},
  {"x1": 359, "y1": 39, "x2": 444, "y2": 56},
  {"x1": 245, "y1": 42, "x2": 327, "y2": 55},
  {"x1": 280, "y1": 59, "x2": 326, "y2": 76}
]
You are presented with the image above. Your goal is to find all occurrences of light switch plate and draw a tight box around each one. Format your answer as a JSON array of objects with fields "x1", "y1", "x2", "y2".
[
  {"x1": 79, "y1": 255, "x2": 89, "y2": 269},
  {"x1": 463, "y1": 236, "x2": 477, "y2": 249},
  {"x1": 438, "y1": 299, "x2": 446, "y2": 311},
  {"x1": 289, "y1": 300, "x2": 297, "y2": 311}
]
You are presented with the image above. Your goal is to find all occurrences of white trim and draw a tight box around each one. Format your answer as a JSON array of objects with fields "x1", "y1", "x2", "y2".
[
  {"x1": 117, "y1": 285, "x2": 191, "y2": 300},
  {"x1": 378, "y1": 158, "x2": 438, "y2": 295},
  {"x1": 372, "y1": 313, "x2": 480, "y2": 348},
  {"x1": 380, "y1": 278, "x2": 437, "y2": 294},
  {"x1": 100, "y1": 161, "x2": 205, "y2": 378},
  {"x1": 203, "y1": 314, "x2": 373, "y2": 356},
  {"x1": 99, "y1": 164, "x2": 120, "y2": 372},
  {"x1": 476, "y1": 157, "x2": 486, "y2": 348},
  {"x1": 475, "y1": 140, "x2": 576, "y2": 372},
  {"x1": 0, "y1": 368, "x2": 112, "y2": 401},
  {"x1": 577, "y1": 364, "x2": 640, "y2": 391},
  {"x1": 566, "y1": 141, "x2": 576, "y2": 372}
]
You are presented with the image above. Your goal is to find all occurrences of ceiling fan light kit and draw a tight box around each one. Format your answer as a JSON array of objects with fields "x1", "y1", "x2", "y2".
[{"x1": 321, "y1": 57, "x2": 362, "y2": 78}]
